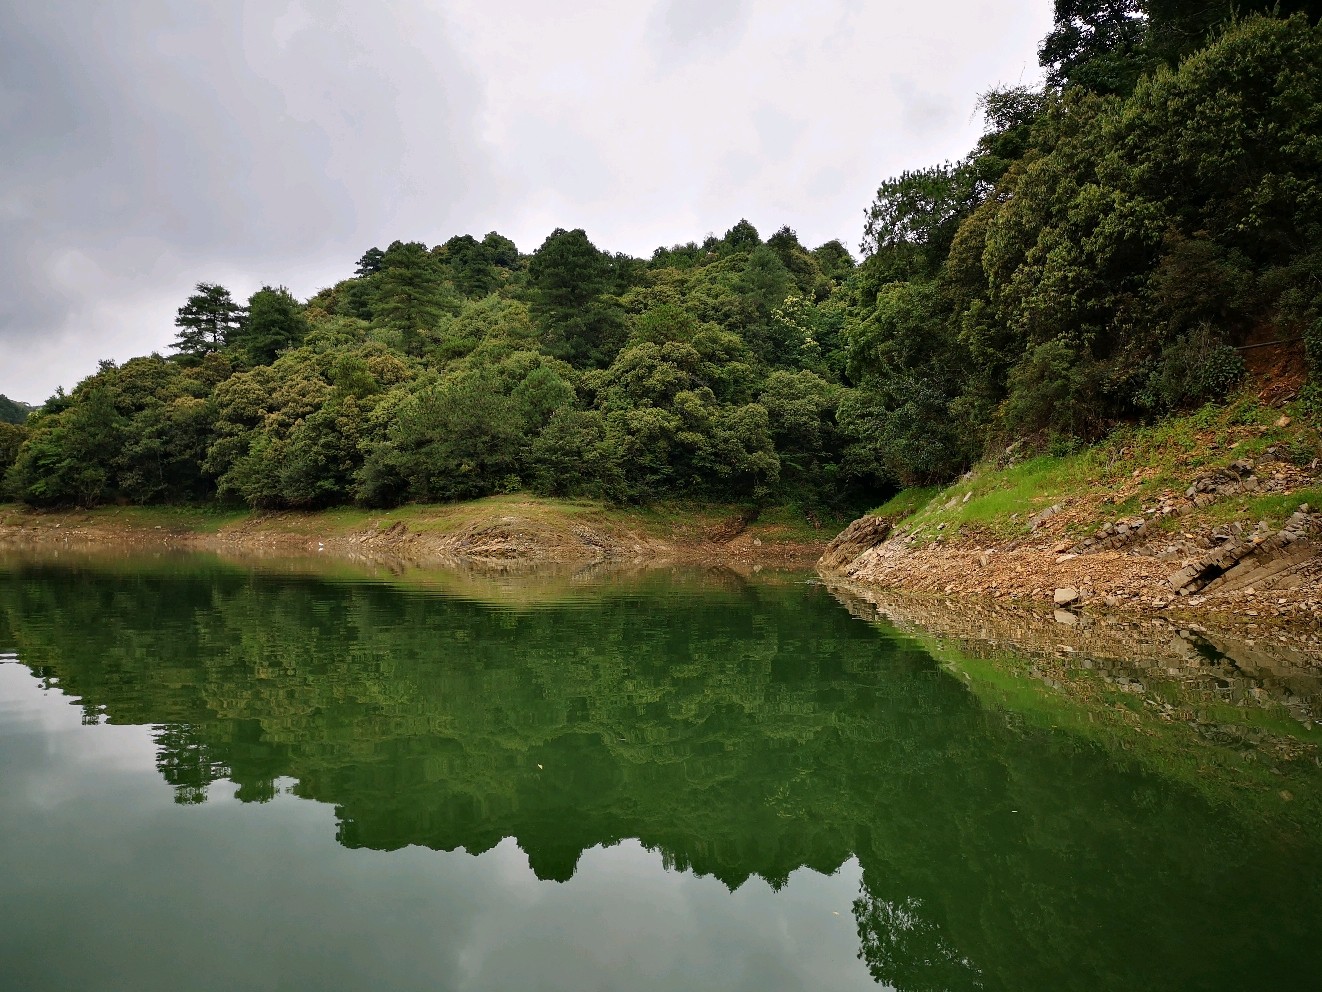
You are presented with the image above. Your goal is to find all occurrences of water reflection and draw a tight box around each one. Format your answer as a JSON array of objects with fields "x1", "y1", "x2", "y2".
[{"x1": 2, "y1": 554, "x2": 1321, "y2": 991}]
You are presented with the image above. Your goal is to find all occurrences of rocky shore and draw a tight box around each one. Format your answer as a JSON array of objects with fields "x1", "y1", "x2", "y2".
[{"x1": 818, "y1": 451, "x2": 1322, "y2": 636}]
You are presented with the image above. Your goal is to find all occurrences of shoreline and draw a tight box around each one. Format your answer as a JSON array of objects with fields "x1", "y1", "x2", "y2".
[
  {"x1": 816, "y1": 434, "x2": 1322, "y2": 643},
  {"x1": 0, "y1": 498, "x2": 832, "y2": 572}
]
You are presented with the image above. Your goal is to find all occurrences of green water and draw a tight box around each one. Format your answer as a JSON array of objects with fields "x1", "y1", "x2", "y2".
[{"x1": 1, "y1": 554, "x2": 1320, "y2": 991}]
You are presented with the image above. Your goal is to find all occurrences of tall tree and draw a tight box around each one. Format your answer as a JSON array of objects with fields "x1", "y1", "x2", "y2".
[
  {"x1": 354, "y1": 247, "x2": 385, "y2": 276},
  {"x1": 439, "y1": 234, "x2": 500, "y2": 297},
  {"x1": 171, "y1": 283, "x2": 244, "y2": 358},
  {"x1": 374, "y1": 241, "x2": 451, "y2": 354},
  {"x1": 1039, "y1": 0, "x2": 1149, "y2": 93},
  {"x1": 482, "y1": 231, "x2": 520, "y2": 268},
  {"x1": 528, "y1": 228, "x2": 624, "y2": 367},
  {"x1": 724, "y1": 219, "x2": 762, "y2": 252},
  {"x1": 235, "y1": 286, "x2": 307, "y2": 365}
]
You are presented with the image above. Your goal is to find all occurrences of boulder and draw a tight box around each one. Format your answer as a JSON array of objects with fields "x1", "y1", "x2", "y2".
[{"x1": 818, "y1": 515, "x2": 892, "y2": 572}]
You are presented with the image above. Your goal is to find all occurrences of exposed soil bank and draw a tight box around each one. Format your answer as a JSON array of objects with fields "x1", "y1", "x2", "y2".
[
  {"x1": 0, "y1": 497, "x2": 831, "y2": 571},
  {"x1": 819, "y1": 448, "x2": 1322, "y2": 639}
]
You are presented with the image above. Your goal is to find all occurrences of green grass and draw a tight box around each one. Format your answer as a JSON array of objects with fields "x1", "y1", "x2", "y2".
[
  {"x1": 870, "y1": 393, "x2": 1321, "y2": 544},
  {"x1": 873, "y1": 486, "x2": 939, "y2": 519}
]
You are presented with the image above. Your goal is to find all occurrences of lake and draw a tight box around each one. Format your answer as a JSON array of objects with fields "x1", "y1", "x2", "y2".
[{"x1": 1, "y1": 551, "x2": 1320, "y2": 991}]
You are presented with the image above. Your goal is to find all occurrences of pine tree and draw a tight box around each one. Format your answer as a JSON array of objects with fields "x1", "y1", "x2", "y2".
[
  {"x1": 172, "y1": 283, "x2": 244, "y2": 358},
  {"x1": 233, "y1": 286, "x2": 307, "y2": 365}
]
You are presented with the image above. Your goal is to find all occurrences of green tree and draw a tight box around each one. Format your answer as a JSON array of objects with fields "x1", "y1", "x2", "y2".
[
  {"x1": 861, "y1": 163, "x2": 985, "y2": 283},
  {"x1": 172, "y1": 283, "x2": 244, "y2": 358},
  {"x1": 482, "y1": 231, "x2": 520, "y2": 268},
  {"x1": 375, "y1": 241, "x2": 453, "y2": 354},
  {"x1": 368, "y1": 373, "x2": 526, "y2": 502},
  {"x1": 528, "y1": 229, "x2": 625, "y2": 367},
  {"x1": 723, "y1": 219, "x2": 762, "y2": 252},
  {"x1": 438, "y1": 234, "x2": 500, "y2": 298},
  {"x1": 811, "y1": 240, "x2": 856, "y2": 285},
  {"x1": 0, "y1": 393, "x2": 32, "y2": 425},
  {"x1": 354, "y1": 247, "x2": 385, "y2": 276},
  {"x1": 7, "y1": 386, "x2": 126, "y2": 506},
  {"x1": 0, "y1": 421, "x2": 27, "y2": 486},
  {"x1": 234, "y1": 286, "x2": 307, "y2": 365}
]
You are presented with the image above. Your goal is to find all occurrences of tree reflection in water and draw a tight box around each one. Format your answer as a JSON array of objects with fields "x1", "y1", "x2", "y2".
[{"x1": 2, "y1": 556, "x2": 1321, "y2": 992}]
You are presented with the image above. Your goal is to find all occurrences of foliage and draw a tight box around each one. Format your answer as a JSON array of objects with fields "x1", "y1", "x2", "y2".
[
  {"x1": 6, "y1": 357, "x2": 214, "y2": 506},
  {"x1": 0, "y1": 393, "x2": 33, "y2": 425},
  {"x1": 0, "y1": 422, "x2": 27, "y2": 486},
  {"x1": 234, "y1": 285, "x2": 308, "y2": 364},
  {"x1": 528, "y1": 228, "x2": 626, "y2": 368},
  {"x1": 10, "y1": 12, "x2": 1321, "y2": 510},
  {"x1": 172, "y1": 282, "x2": 244, "y2": 358}
]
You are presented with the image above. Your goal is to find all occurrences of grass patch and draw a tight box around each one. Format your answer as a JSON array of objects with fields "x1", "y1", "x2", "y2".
[
  {"x1": 872, "y1": 391, "x2": 1320, "y2": 544},
  {"x1": 873, "y1": 487, "x2": 939, "y2": 519}
]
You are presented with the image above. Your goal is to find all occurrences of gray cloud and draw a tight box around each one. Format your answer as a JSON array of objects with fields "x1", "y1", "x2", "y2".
[
  {"x1": 0, "y1": 0, "x2": 492, "y2": 401},
  {"x1": 0, "y1": 0, "x2": 1052, "y2": 402},
  {"x1": 654, "y1": 0, "x2": 749, "y2": 55}
]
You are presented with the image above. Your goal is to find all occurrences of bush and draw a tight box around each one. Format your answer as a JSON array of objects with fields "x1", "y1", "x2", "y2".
[
  {"x1": 1136, "y1": 324, "x2": 1245, "y2": 412},
  {"x1": 999, "y1": 340, "x2": 1106, "y2": 439}
]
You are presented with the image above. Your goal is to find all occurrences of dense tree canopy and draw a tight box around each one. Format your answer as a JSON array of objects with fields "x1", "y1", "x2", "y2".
[
  {"x1": 4, "y1": 11, "x2": 1319, "y2": 510},
  {"x1": 0, "y1": 394, "x2": 33, "y2": 425}
]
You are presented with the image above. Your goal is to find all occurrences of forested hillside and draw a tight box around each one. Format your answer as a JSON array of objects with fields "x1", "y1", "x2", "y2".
[
  {"x1": 3, "y1": 6, "x2": 1320, "y2": 512},
  {"x1": 0, "y1": 395, "x2": 32, "y2": 425}
]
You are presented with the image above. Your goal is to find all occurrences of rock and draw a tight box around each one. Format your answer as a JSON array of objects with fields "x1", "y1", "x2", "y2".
[
  {"x1": 817, "y1": 515, "x2": 892, "y2": 572},
  {"x1": 1053, "y1": 609, "x2": 1078, "y2": 626},
  {"x1": 1054, "y1": 587, "x2": 1080, "y2": 606},
  {"x1": 1028, "y1": 504, "x2": 1062, "y2": 530}
]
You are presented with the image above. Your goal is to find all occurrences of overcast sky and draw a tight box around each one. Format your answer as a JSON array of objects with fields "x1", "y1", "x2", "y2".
[{"x1": 0, "y1": 1, "x2": 1052, "y2": 403}]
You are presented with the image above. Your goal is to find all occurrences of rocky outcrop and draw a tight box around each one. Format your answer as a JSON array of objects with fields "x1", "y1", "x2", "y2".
[
  {"x1": 1073, "y1": 515, "x2": 1150, "y2": 553},
  {"x1": 1028, "y1": 503, "x2": 1063, "y2": 530},
  {"x1": 817, "y1": 514, "x2": 891, "y2": 572},
  {"x1": 1168, "y1": 506, "x2": 1317, "y2": 596},
  {"x1": 819, "y1": 493, "x2": 1321, "y2": 622},
  {"x1": 1186, "y1": 458, "x2": 1263, "y2": 504}
]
